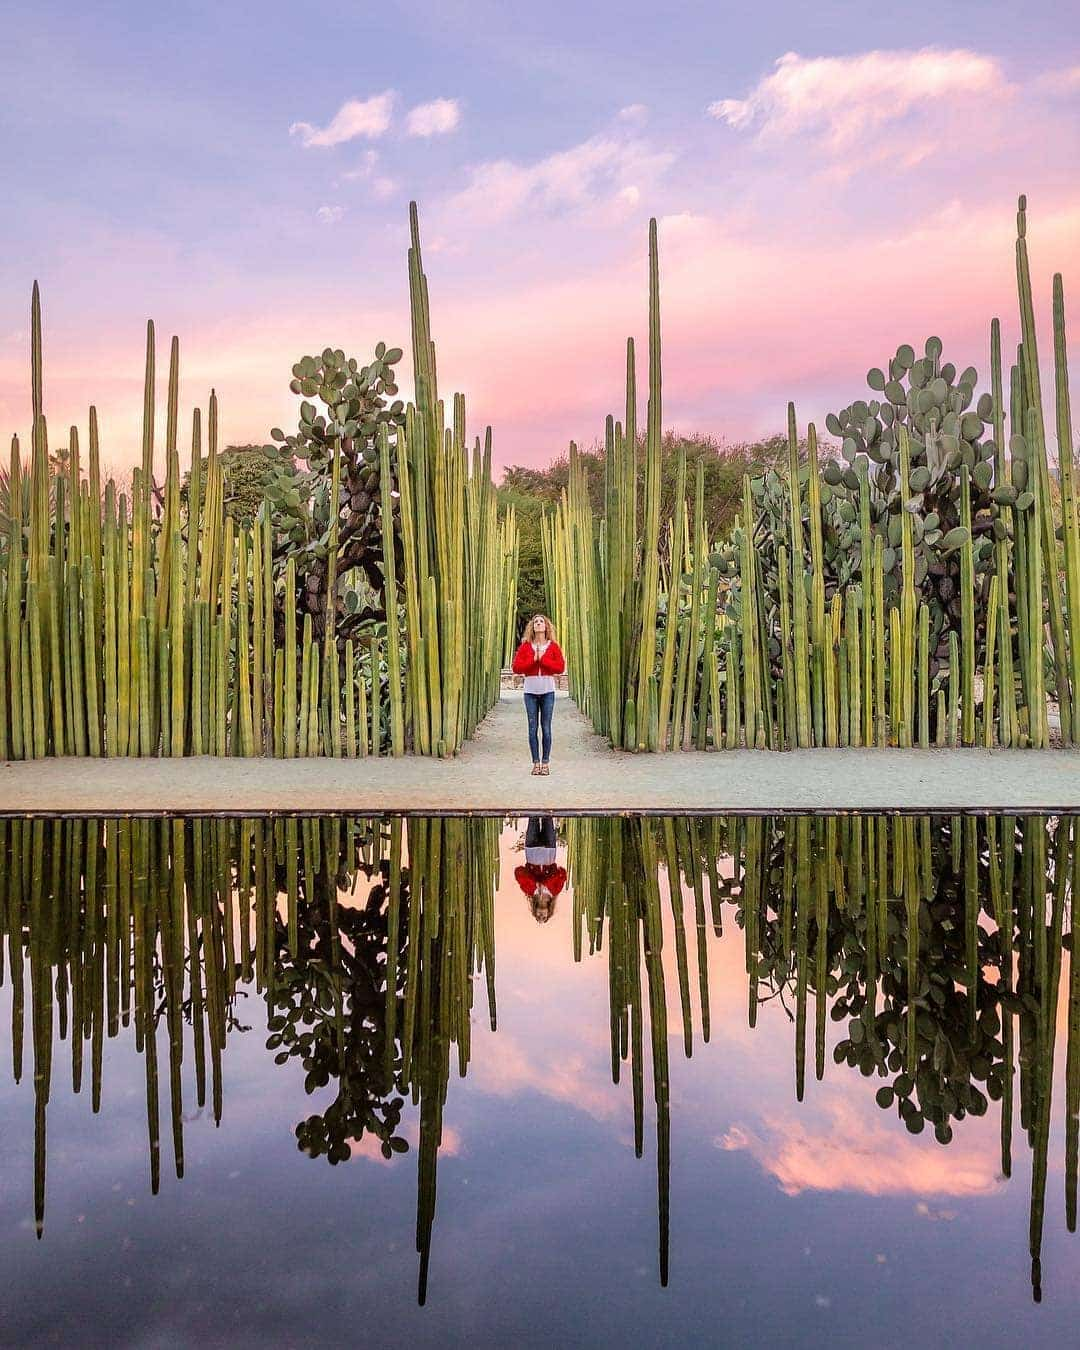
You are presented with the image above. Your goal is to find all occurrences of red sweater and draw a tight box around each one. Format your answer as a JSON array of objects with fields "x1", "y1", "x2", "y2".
[
  {"x1": 514, "y1": 864, "x2": 568, "y2": 899},
  {"x1": 511, "y1": 640, "x2": 566, "y2": 678}
]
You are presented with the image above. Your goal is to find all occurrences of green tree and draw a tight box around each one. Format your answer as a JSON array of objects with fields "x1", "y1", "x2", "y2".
[
  {"x1": 497, "y1": 432, "x2": 795, "y2": 631},
  {"x1": 502, "y1": 431, "x2": 791, "y2": 537},
  {"x1": 182, "y1": 444, "x2": 298, "y2": 529},
  {"x1": 496, "y1": 485, "x2": 548, "y2": 636}
]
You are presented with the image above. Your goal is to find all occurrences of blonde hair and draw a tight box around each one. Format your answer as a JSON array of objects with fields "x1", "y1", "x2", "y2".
[
  {"x1": 528, "y1": 886, "x2": 557, "y2": 924},
  {"x1": 524, "y1": 613, "x2": 557, "y2": 643}
]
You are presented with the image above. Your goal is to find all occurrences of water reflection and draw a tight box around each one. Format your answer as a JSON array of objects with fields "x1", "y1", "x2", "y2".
[
  {"x1": 514, "y1": 816, "x2": 566, "y2": 924},
  {"x1": 1, "y1": 813, "x2": 1077, "y2": 1311},
  {"x1": 569, "y1": 814, "x2": 1079, "y2": 1302}
]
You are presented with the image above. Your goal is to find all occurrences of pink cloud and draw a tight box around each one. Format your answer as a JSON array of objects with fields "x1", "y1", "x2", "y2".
[
  {"x1": 718, "y1": 1098, "x2": 1002, "y2": 1199},
  {"x1": 1036, "y1": 64, "x2": 1080, "y2": 96},
  {"x1": 445, "y1": 133, "x2": 673, "y2": 225},
  {"x1": 470, "y1": 1031, "x2": 622, "y2": 1123},
  {"x1": 290, "y1": 92, "x2": 395, "y2": 148},
  {"x1": 405, "y1": 98, "x2": 462, "y2": 138},
  {"x1": 709, "y1": 49, "x2": 1008, "y2": 153},
  {"x1": 334, "y1": 150, "x2": 397, "y2": 201}
]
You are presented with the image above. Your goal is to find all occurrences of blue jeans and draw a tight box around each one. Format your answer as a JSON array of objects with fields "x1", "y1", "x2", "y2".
[
  {"x1": 524, "y1": 691, "x2": 555, "y2": 763},
  {"x1": 526, "y1": 815, "x2": 556, "y2": 848}
]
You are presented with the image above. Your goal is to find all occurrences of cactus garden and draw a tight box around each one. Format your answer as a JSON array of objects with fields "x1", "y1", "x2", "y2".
[
  {"x1": 1, "y1": 196, "x2": 1077, "y2": 765},
  {"x1": 0, "y1": 207, "x2": 516, "y2": 761},
  {"x1": 546, "y1": 197, "x2": 1079, "y2": 752},
  {"x1": 10, "y1": 4, "x2": 1080, "y2": 1344},
  {"x1": 12, "y1": 4, "x2": 1080, "y2": 1343}
]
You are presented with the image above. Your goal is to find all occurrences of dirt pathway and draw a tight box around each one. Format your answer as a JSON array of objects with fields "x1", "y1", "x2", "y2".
[{"x1": 2, "y1": 691, "x2": 1079, "y2": 815}]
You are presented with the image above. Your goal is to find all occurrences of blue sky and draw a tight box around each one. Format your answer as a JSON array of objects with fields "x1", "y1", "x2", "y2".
[{"x1": 3, "y1": 1, "x2": 1079, "y2": 467}]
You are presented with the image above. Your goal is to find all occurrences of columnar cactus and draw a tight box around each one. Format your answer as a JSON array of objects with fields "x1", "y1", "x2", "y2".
[
  {"x1": 0, "y1": 207, "x2": 515, "y2": 761},
  {"x1": 544, "y1": 197, "x2": 1077, "y2": 751}
]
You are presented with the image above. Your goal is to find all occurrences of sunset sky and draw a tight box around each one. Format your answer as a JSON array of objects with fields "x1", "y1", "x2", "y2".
[{"x1": 2, "y1": 1, "x2": 1079, "y2": 473}]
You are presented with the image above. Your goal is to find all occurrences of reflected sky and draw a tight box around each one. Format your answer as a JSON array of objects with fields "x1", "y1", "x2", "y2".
[{"x1": 0, "y1": 814, "x2": 1077, "y2": 1348}]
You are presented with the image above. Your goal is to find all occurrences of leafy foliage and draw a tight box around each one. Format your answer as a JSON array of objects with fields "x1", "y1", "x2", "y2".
[
  {"x1": 263, "y1": 343, "x2": 408, "y2": 644},
  {"x1": 266, "y1": 843, "x2": 413, "y2": 1166},
  {"x1": 714, "y1": 338, "x2": 1007, "y2": 670},
  {"x1": 504, "y1": 431, "x2": 788, "y2": 535},
  {"x1": 182, "y1": 444, "x2": 297, "y2": 529},
  {"x1": 700, "y1": 817, "x2": 1011, "y2": 1143}
]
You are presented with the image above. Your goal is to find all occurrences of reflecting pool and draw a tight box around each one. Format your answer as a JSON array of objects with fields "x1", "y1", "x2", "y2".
[{"x1": 1, "y1": 814, "x2": 1078, "y2": 1346}]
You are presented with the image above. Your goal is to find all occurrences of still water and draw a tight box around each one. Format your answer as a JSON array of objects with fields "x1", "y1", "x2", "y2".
[{"x1": 1, "y1": 813, "x2": 1078, "y2": 1348}]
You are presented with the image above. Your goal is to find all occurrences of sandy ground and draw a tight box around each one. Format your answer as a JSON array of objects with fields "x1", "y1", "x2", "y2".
[{"x1": 1, "y1": 692, "x2": 1078, "y2": 816}]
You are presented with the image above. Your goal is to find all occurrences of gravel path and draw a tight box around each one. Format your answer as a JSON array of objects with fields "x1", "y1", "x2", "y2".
[{"x1": 2, "y1": 692, "x2": 1079, "y2": 816}]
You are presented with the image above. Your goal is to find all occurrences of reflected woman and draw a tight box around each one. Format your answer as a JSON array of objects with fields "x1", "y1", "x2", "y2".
[
  {"x1": 511, "y1": 614, "x2": 566, "y2": 775},
  {"x1": 514, "y1": 816, "x2": 566, "y2": 924}
]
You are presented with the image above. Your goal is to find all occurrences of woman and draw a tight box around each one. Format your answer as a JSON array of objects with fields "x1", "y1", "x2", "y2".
[
  {"x1": 514, "y1": 816, "x2": 566, "y2": 924},
  {"x1": 511, "y1": 614, "x2": 566, "y2": 775}
]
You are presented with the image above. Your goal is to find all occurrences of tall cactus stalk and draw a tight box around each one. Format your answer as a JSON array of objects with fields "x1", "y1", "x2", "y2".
[
  {"x1": 635, "y1": 220, "x2": 663, "y2": 750},
  {"x1": 897, "y1": 426, "x2": 917, "y2": 748},
  {"x1": 656, "y1": 446, "x2": 686, "y2": 749},
  {"x1": 990, "y1": 319, "x2": 1018, "y2": 748},
  {"x1": 959, "y1": 465, "x2": 976, "y2": 746},
  {"x1": 283, "y1": 559, "x2": 298, "y2": 759},
  {"x1": 379, "y1": 425, "x2": 405, "y2": 755},
  {"x1": 787, "y1": 406, "x2": 812, "y2": 747},
  {"x1": 1016, "y1": 195, "x2": 1071, "y2": 743},
  {"x1": 1053, "y1": 276, "x2": 1080, "y2": 740}
]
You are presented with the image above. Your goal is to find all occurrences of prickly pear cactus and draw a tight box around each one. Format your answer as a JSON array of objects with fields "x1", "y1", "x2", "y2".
[
  {"x1": 713, "y1": 337, "x2": 1010, "y2": 671},
  {"x1": 265, "y1": 342, "x2": 407, "y2": 642},
  {"x1": 267, "y1": 843, "x2": 413, "y2": 1165},
  {"x1": 826, "y1": 337, "x2": 1008, "y2": 645}
]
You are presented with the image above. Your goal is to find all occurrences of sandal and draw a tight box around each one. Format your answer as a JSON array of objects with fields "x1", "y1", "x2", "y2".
[
  {"x1": 540, "y1": 764, "x2": 550, "y2": 775},
  {"x1": 531, "y1": 763, "x2": 541, "y2": 775}
]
